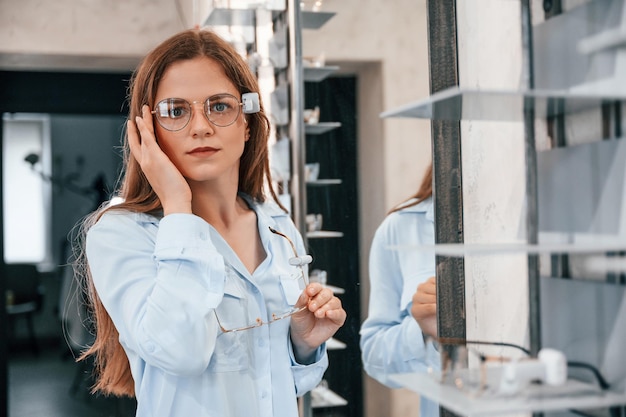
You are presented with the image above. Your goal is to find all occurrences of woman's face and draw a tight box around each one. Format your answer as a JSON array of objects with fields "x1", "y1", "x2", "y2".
[{"x1": 152, "y1": 56, "x2": 250, "y2": 187}]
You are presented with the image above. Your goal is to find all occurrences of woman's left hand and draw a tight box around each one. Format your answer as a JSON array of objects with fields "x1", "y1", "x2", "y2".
[{"x1": 289, "y1": 283, "x2": 346, "y2": 362}]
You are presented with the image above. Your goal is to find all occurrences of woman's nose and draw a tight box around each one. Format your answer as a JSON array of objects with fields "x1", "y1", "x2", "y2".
[{"x1": 189, "y1": 101, "x2": 215, "y2": 136}]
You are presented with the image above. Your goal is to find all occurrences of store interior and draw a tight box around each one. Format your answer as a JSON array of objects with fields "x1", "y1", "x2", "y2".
[{"x1": 1, "y1": 1, "x2": 626, "y2": 417}]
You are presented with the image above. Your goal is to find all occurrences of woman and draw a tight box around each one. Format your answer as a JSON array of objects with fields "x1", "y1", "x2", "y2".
[
  {"x1": 360, "y1": 163, "x2": 439, "y2": 417},
  {"x1": 75, "y1": 28, "x2": 346, "y2": 417}
]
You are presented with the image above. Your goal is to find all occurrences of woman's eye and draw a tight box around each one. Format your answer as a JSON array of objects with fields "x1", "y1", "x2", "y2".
[
  {"x1": 212, "y1": 102, "x2": 229, "y2": 113},
  {"x1": 169, "y1": 106, "x2": 187, "y2": 118}
]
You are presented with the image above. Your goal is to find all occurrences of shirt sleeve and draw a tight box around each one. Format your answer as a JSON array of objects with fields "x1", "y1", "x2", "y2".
[
  {"x1": 288, "y1": 341, "x2": 329, "y2": 396},
  {"x1": 86, "y1": 211, "x2": 226, "y2": 376},
  {"x1": 359, "y1": 214, "x2": 440, "y2": 388}
]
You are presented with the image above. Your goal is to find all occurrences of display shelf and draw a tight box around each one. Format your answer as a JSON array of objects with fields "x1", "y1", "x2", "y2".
[
  {"x1": 390, "y1": 372, "x2": 626, "y2": 417},
  {"x1": 380, "y1": 87, "x2": 626, "y2": 122},
  {"x1": 326, "y1": 337, "x2": 347, "y2": 350},
  {"x1": 204, "y1": 8, "x2": 256, "y2": 26},
  {"x1": 305, "y1": 122, "x2": 342, "y2": 135},
  {"x1": 578, "y1": 27, "x2": 626, "y2": 55},
  {"x1": 301, "y1": 11, "x2": 335, "y2": 29},
  {"x1": 306, "y1": 230, "x2": 344, "y2": 239},
  {"x1": 306, "y1": 179, "x2": 342, "y2": 186},
  {"x1": 310, "y1": 385, "x2": 348, "y2": 408},
  {"x1": 204, "y1": 7, "x2": 286, "y2": 26},
  {"x1": 324, "y1": 284, "x2": 345, "y2": 294},
  {"x1": 303, "y1": 66, "x2": 340, "y2": 82},
  {"x1": 389, "y1": 233, "x2": 626, "y2": 256}
]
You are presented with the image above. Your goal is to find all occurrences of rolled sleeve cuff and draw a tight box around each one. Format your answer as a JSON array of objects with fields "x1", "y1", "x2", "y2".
[{"x1": 290, "y1": 342, "x2": 328, "y2": 396}]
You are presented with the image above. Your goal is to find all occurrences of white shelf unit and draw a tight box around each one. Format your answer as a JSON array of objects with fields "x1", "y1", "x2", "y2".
[
  {"x1": 303, "y1": 66, "x2": 341, "y2": 82},
  {"x1": 381, "y1": 2, "x2": 626, "y2": 415},
  {"x1": 382, "y1": 88, "x2": 626, "y2": 415},
  {"x1": 306, "y1": 179, "x2": 343, "y2": 186},
  {"x1": 306, "y1": 231, "x2": 344, "y2": 239},
  {"x1": 301, "y1": 11, "x2": 336, "y2": 30},
  {"x1": 390, "y1": 372, "x2": 626, "y2": 417},
  {"x1": 304, "y1": 121, "x2": 342, "y2": 135}
]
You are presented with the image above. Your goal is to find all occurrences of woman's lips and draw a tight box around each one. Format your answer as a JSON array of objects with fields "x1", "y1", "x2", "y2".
[{"x1": 189, "y1": 147, "x2": 218, "y2": 156}]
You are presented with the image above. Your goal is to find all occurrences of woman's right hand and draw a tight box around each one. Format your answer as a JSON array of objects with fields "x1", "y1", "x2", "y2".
[
  {"x1": 127, "y1": 105, "x2": 192, "y2": 215},
  {"x1": 411, "y1": 276, "x2": 437, "y2": 338}
]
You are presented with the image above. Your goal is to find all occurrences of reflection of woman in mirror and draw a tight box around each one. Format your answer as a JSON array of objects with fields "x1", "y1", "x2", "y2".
[
  {"x1": 74, "y1": 29, "x2": 346, "y2": 417},
  {"x1": 360, "y1": 163, "x2": 439, "y2": 416}
]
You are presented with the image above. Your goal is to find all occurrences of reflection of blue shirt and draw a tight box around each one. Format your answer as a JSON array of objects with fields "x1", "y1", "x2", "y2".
[
  {"x1": 360, "y1": 197, "x2": 440, "y2": 417},
  {"x1": 86, "y1": 194, "x2": 327, "y2": 417}
]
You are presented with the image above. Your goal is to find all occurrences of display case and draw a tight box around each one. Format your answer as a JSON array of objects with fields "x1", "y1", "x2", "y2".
[{"x1": 381, "y1": 1, "x2": 626, "y2": 416}]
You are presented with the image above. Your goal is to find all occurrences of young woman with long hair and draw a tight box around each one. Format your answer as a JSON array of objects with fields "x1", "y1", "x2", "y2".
[{"x1": 74, "y1": 28, "x2": 346, "y2": 417}]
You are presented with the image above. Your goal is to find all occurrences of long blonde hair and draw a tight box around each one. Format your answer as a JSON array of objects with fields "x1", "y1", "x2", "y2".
[{"x1": 74, "y1": 28, "x2": 282, "y2": 397}]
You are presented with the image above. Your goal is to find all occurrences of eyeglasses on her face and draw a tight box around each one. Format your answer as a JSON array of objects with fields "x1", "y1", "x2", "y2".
[
  {"x1": 214, "y1": 227, "x2": 313, "y2": 333},
  {"x1": 151, "y1": 92, "x2": 260, "y2": 131}
]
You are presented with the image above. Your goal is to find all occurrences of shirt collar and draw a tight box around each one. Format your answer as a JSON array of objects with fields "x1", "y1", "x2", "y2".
[{"x1": 396, "y1": 196, "x2": 434, "y2": 222}]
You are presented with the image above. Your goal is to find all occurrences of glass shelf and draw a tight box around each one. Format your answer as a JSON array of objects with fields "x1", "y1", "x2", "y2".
[
  {"x1": 306, "y1": 179, "x2": 342, "y2": 186},
  {"x1": 326, "y1": 337, "x2": 346, "y2": 350},
  {"x1": 390, "y1": 372, "x2": 626, "y2": 417},
  {"x1": 302, "y1": 11, "x2": 335, "y2": 29},
  {"x1": 305, "y1": 122, "x2": 341, "y2": 135},
  {"x1": 306, "y1": 230, "x2": 344, "y2": 239},
  {"x1": 203, "y1": 7, "x2": 284, "y2": 26},
  {"x1": 388, "y1": 233, "x2": 626, "y2": 256},
  {"x1": 303, "y1": 66, "x2": 340, "y2": 82},
  {"x1": 324, "y1": 284, "x2": 345, "y2": 294},
  {"x1": 578, "y1": 27, "x2": 626, "y2": 55},
  {"x1": 204, "y1": 8, "x2": 256, "y2": 26},
  {"x1": 311, "y1": 385, "x2": 348, "y2": 408},
  {"x1": 380, "y1": 87, "x2": 626, "y2": 122}
]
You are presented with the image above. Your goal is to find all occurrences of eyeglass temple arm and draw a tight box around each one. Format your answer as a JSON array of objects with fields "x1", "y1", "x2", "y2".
[{"x1": 269, "y1": 227, "x2": 298, "y2": 258}]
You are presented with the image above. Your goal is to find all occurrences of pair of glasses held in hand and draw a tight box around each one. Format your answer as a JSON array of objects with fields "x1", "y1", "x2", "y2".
[
  {"x1": 151, "y1": 92, "x2": 260, "y2": 131},
  {"x1": 214, "y1": 227, "x2": 312, "y2": 333}
]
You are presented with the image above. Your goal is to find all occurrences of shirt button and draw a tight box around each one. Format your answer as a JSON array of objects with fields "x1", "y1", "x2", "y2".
[
  {"x1": 258, "y1": 338, "x2": 265, "y2": 347},
  {"x1": 145, "y1": 341, "x2": 156, "y2": 353},
  {"x1": 261, "y1": 390, "x2": 268, "y2": 399},
  {"x1": 199, "y1": 232, "x2": 208, "y2": 240}
]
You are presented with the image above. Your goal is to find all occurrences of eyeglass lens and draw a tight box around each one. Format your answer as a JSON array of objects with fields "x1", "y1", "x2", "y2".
[{"x1": 153, "y1": 94, "x2": 242, "y2": 131}]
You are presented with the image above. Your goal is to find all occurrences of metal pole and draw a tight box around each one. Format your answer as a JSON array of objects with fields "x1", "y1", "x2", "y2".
[
  {"x1": 521, "y1": 0, "x2": 542, "y2": 359},
  {"x1": 287, "y1": 0, "x2": 307, "y2": 235},
  {"x1": 286, "y1": 1, "x2": 312, "y2": 416},
  {"x1": 426, "y1": 2, "x2": 465, "y2": 417}
]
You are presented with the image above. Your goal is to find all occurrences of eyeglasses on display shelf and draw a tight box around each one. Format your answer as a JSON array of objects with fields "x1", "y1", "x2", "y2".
[
  {"x1": 214, "y1": 227, "x2": 312, "y2": 333},
  {"x1": 425, "y1": 336, "x2": 610, "y2": 399}
]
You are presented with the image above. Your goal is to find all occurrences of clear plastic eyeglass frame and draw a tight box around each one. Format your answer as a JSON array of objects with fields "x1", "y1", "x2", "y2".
[
  {"x1": 151, "y1": 93, "x2": 244, "y2": 131},
  {"x1": 214, "y1": 227, "x2": 312, "y2": 333}
]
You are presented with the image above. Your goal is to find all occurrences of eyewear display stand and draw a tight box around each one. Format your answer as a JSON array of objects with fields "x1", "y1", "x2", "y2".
[
  {"x1": 390, "y1": 372, "x2": 626, "y2": 417},
  {"x1": 383, "y1": 1, "x2": 626, "y2": 417}
]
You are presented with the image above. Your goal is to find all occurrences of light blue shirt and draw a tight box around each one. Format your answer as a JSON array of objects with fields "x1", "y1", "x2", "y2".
[
  {"x1": 360, "y1": 197, "x2": 440, "y2": 417},
  {"x1": 86, "y1": 194, "x2": 328, "y2": 417}
]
